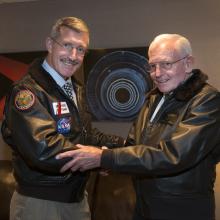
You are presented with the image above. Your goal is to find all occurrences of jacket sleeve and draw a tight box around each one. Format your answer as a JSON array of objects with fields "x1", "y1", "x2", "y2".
[
  {"x1": 1, "y1": 85, "x2": 77, "y2": 174},
  {"x1": 101, "y1": 90, "x2": 220, "y2": 176},
  {"x1": 88, "y1": 127, "x2": 125, "y2": 148}
]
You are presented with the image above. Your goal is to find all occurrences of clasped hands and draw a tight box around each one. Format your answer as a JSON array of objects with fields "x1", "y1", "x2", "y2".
[{"x1": 56, "y1": 144, "x2": 103, "y2": 173}]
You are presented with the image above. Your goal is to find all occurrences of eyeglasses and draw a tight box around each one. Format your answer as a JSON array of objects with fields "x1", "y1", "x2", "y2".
[
  {"x1": 51, "y1": 37, "x2": 87, "y2": 56},
  {"x1": 149, "y1": 55, "x2": 189, "y2": 73}
]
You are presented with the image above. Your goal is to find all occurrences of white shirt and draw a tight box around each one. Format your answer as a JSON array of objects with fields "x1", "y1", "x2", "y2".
[
  {"x1": 42, "y1": 60, "x2": 78, "y2": 106},
  {"x1": 150, "y1": 95, "x2": 166, "y2": 123}
]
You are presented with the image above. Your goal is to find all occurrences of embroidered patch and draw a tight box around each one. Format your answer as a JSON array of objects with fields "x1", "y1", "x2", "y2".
[
  {"x1": 57, "y1": 117, "x2": 71, "y2": 134},
  {"x1": 14, "y1": 89, "x2": 35, "y2": 110},
  {"x1": 52, "y1": 102, "x2": 70, "y2": 115}
]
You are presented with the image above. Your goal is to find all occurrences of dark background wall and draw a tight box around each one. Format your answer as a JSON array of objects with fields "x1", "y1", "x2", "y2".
[{"x1": 0, "y1": 0, "x2": 220, "y2": 219}]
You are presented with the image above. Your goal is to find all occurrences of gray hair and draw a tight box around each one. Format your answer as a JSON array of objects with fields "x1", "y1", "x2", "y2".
[
  {"x1": 50, "y1": 16, "x2": 90, "y2": 45},
  {"x1": 149, "y1": 34, "x2": 192, "y2": 57}
]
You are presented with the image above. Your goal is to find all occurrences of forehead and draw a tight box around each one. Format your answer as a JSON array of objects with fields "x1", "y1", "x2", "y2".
[
  {"x1": 149, "y1": 41, "x2": 180, "y2": 62},
  {"x1": 58, "y1": 26, "x2": 89, "y2": 45}
]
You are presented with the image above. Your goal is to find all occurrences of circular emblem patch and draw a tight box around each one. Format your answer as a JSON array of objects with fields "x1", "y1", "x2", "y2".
[
  {"x1": 57, "y1": 117, "x2": 71, "y2": 134},
  {"x1": 14, "y1": 89, "x2": 35, "y2": 110}
]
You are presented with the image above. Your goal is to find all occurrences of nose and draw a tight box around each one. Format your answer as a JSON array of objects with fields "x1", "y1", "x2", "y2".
[
  {"x1": 69, "y1": 48, "x2": 78, "y2": 59},
  {"x1": 154, "y1": 64, "x2": 163, "y2": 78}
]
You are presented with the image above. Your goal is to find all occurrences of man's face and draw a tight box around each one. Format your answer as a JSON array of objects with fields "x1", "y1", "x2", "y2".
[
  {"x1": 149, "y1": 42, "x2": 192, "y2": 93},
  {"x1": 46, "y1": 26, "x2": 89, "y2": 79}
]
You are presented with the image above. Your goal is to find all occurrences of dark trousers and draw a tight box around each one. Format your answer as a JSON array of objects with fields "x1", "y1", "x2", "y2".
[{"x1": 132, "y1": 196, "x2": 215, "y2": 220}]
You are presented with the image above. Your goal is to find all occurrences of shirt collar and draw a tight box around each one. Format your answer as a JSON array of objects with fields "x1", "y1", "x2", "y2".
[{"x1": 42, "y1": 59, "x2": 69, "y2": 87}]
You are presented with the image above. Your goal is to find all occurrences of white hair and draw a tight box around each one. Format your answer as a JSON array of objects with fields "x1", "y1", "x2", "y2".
[{"x1": 149, "y1": 34, "x2": 192, "y2": 57}]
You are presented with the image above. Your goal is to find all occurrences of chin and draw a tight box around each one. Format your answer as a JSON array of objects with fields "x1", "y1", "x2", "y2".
[
  {"x1": 157, "y1": 83, "x2": 174, "y2": 93},
  {"x1": 158, "y1": 88, "x2": 171, "y2": 93},
  {"x1": 157, "y1": 85, "x2": 167, "y2": 92}
]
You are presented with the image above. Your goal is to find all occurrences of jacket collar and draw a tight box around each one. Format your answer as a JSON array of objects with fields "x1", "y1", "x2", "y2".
[
  {"x1": 149, "y1": 69, "x2": 208, "y2": 101},
  {"x1": 28, "y1": 58, "x2": 82, "y2": 94}
]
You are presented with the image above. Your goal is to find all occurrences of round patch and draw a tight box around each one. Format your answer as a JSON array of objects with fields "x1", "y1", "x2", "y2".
[
  {"x1": 14, "y1": 89, "x2": 35, "y2": 110},
  {"x1": 57, "y1": 117, "x2": 71, "y2": 134}
]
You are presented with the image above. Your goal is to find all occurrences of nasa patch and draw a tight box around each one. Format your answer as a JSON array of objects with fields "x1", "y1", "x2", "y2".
[
  {"x1": 14, "y1": 89, "x2": 35, "y2": 111},
  {"x1": 57, "y1": 117, "x2": 71, "y2": 134}
]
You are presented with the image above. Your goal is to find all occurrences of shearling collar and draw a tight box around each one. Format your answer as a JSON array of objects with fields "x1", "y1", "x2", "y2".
[{"x1": 149, "y1": 69, "x2": 208, "y2": 101}]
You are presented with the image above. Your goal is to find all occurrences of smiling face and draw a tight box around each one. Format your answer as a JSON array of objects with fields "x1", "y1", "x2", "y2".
[
  {"x1": 46, "y1": 26, "x2": 89, "y2": 79},
  {"x1": 148, "y1": 40, "x2": 193, "y2": 93}
]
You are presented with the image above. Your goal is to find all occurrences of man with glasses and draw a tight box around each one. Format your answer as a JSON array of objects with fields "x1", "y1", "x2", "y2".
[
  {"x1": 57, "y1": 34, "x2": 220, "y2": 220},
  {"x1": 1, "y1": 17, "x2": 124, "y2": 220}
]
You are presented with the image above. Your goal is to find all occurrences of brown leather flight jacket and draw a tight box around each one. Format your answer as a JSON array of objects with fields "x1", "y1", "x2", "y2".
[
  {"x1": 102, "y1": 70, "x2": 220, "y2": 219},
  {"x1": 1, "y1": 59, "x2": 124, "y2": 203}
]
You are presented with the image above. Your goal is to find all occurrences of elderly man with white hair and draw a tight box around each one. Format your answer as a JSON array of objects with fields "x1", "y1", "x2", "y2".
[{"x1": 57, "y1": 34, "x2": 220, "y2": 220}]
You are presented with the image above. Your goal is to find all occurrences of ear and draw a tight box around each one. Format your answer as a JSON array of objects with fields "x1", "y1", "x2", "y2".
[
  {"x1": 185, "y1": 55, "x2": 194, "y2": 73},
  {"x1": 46, "y1": 37, "x2": 53, "y2": 53}
]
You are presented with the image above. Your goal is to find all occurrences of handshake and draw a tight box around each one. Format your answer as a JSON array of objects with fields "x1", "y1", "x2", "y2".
[{"x1": 56, "y1": 144, "x2": 105, "y2": 172}]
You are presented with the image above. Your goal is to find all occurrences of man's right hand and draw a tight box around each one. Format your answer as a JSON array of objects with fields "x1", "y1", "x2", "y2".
[{"x1": 56, "y1": 144, "x2": 103, "y2": 172}]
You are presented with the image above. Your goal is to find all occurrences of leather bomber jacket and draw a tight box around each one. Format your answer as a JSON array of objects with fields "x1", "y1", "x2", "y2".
[
  {"x1": 1, "y1": 58, "x2": 124, "y2": 203},
  {"x1": 101, "y1": 69, "x2": 220, "y2": 218}
]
